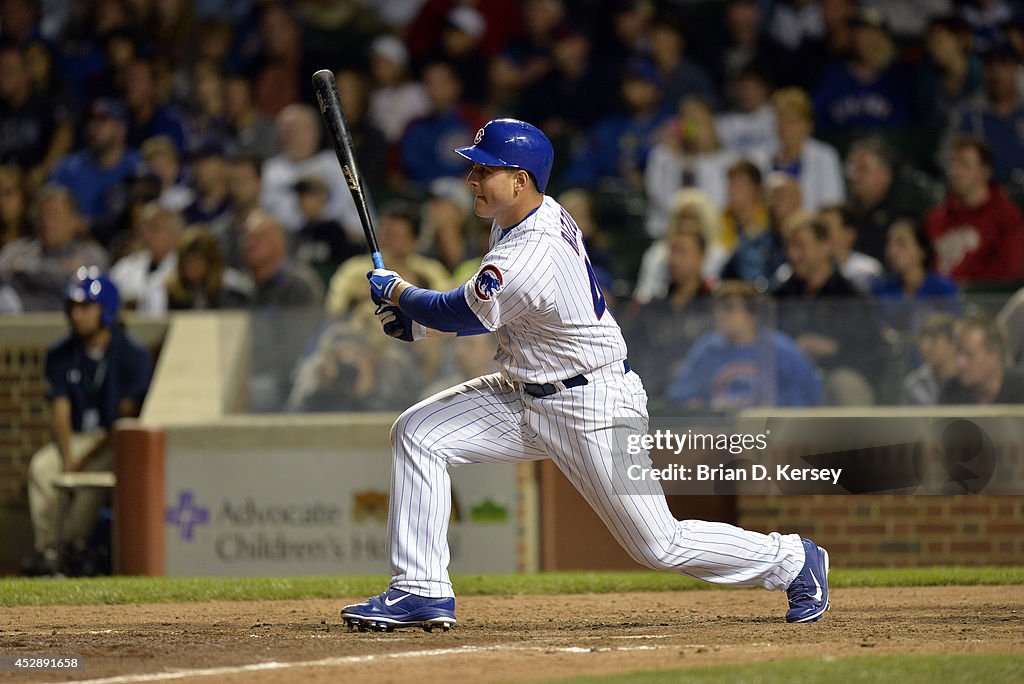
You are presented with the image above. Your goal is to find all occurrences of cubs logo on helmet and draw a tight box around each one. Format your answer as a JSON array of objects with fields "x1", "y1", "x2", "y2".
[{"x1": 473, "y1": 264, "x2": 503, "y2": 301}]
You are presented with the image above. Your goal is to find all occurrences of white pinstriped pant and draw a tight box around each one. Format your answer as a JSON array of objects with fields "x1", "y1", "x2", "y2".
[{"x1": 387, "y1": 365, "x2": 805, "y2": 598}]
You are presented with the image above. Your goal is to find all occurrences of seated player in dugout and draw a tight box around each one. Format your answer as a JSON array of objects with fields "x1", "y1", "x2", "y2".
[
  {"x1": 342, "y1": 119, "x2": 831, "y2": 631},
  {"x1": 25, "y1": 269, "x2": 152, "y2": 575}
]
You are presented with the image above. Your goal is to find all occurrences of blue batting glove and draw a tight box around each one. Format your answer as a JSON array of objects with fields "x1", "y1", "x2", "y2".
[
  {"x1": 367, "y1": 268, "x2": 403, "y2": 304},
  {"x1": 375, "y1": 303, "x2": 423, "y2": 342}
]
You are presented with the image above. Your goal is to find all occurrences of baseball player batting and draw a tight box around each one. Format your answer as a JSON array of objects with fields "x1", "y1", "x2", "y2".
[{"x1": 342, "y1": 119, "x2": 829, "y2": 632}]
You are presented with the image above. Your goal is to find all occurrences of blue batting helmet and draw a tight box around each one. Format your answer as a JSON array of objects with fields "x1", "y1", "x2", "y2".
[
  {"x1": 454, "y1": 118, "x2": 554, "y2": 192},
  {"x1": 65, "y1": 267, "x2": 120, "y2": 328}
]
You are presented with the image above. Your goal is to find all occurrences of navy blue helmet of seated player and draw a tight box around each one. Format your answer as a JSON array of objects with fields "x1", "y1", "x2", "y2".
[
  {"x1": 65, "y1": 266, "x2": 121, "y2": 328},
  {"x1": 455, "y1": 118, "x2": 554, "y2": 193}
]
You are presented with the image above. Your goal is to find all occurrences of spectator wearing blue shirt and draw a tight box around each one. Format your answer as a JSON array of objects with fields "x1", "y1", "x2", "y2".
[
  {"x1": 666, "y1": 281, "x2": 822, "y2": 410},
  {"x1": 871, "y1": 217, "x2": 961, "y2": 337},
  {"x1": 945, "y1": 43, "x2": 1024, "y2": 183},
  {"x1": 26, "y1": 270, "x2": 152, "y2": 575},
  {"x1": 49, "y1": 99, "x2": 141, "y2": 246},
  {"x1": 647, "y1": 19, "x2": 718, "y2": 110},
  {"x1": 123, "y1": 59, "x2": 190, "y2": 154},
  {"x1": 399, "y1": 61, "x2": 483, "y2": 188},
  {"x1": 561, "y1": 61, "x2": 672, "y2": 189},
  {"x1": 813, "y1": 8, "x2": 914, "y2": 133}
]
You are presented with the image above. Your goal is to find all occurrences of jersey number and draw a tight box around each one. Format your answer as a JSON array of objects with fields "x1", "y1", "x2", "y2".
[{"x1": 585, "y1": 257, "x2": 606, "y2": 319}]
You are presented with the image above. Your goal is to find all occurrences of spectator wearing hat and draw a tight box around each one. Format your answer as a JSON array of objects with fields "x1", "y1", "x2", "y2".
[
  {"x1": 50, "y1": 99, "x2": 142, "y2": 244},
  {"x1": 292, "y1": 175, "x2": 360, "y2": 288},
  {"x1": 561, "y1": 60, "x2": 672, "y2": 190},
  {"x1": 140, "y1": 136, "x2": 194, "y2": 213},
  {"x1": 944, "y1": 42, "x2": 1024, "y2": 183},
  {"x1": 367, "y1": 35, "x2": 431, "y2": 145},
  {"x1": 0, "y1": 185, "x2": 109, "y2": 311},
  {"x1": 406, "y1": 0, "x2": 524, "y2": 61},
  {"x1": 424, "y1": 6, "x2": 489, "y2": 104},
  {"x1": 750, "y1": 87, "x2": 845, "y2": 212},
  {"x1": 925, "y1": 136, "x2": 1024, "y2": 284},
  {"x1": 813, "y1": 7, "x2": 914, "y2": 133},
  {"x1": 0, "y1": 43, "x2": 73, "y2": 188},
  {"x1": 183, "y1": 140, "x2": 232, "y2": 230}
]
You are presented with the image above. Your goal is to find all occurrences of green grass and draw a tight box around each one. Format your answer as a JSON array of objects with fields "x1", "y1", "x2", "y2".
[
  {"x1": 1, "y1": 567, "x2": 1023, "y2": 607},
  {"x1": 550, "y1": 654, "x2": 1024, "y2": 684}
]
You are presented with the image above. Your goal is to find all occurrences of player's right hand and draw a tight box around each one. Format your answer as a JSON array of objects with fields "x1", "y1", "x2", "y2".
[{"x1": 367, "y1": 268, "x2": 404, "y2": 304}]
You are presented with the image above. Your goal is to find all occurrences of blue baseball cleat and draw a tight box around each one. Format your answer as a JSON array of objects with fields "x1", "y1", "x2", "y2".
[
  {"x1": 786, "y1": 538, "x2": 830, "y2": 623},
  {"x1": 341, "y1": 588, "x2": 456, "y2": 633}
]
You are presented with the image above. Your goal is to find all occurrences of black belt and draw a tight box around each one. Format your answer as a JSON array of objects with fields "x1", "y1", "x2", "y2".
[{"x1": 523, "y1": 360, "x2": 631, "y2": 398}]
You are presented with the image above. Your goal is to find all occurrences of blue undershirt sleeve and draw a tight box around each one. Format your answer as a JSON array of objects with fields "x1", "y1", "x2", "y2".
[{"x1": 398, "y1": 285, "x2": 490, "y2": 336}]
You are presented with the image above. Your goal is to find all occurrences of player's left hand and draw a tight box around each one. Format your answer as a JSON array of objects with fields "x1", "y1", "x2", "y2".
[
  {"x1": 367, "y1": 268, "x2": 405, "y2": 305},
  {"x1": 375, "y1": 303, "x2": 423, "y2": 341}
]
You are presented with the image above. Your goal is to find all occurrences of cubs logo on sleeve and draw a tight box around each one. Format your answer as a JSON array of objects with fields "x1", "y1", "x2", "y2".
[{"x1": 473, "y1": 264, "x2": 503, "y2": 301}]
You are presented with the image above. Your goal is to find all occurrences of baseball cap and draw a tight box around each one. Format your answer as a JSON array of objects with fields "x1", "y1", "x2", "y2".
[
  {"x1": 371, "y1": 34, "x2": 409, "y2": 66},
  {"x1": 446, "y1": 6, "x2": 485, "y2": 40},
  {"x1": 89, "y1": 98, "x2": 128, "y2": 124}
]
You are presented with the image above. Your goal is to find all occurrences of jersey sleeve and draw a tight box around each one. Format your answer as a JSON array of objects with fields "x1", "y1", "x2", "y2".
[{"x1": 463, "y1": 234, "x2": 550, "y2": 332}]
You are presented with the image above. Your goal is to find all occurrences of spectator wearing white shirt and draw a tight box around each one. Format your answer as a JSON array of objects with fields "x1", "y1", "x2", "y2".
[
  {"x1": 645, "y1": 97, "x2": 737, "y2": 237},
  {"x1": 750, "y1": 87, "x2": 845, "y2": 211},
  {"x1": 716, "y1": 65, "x2": 778, "y2": 157},
  {"x1": 367, "y1": 35, "x2": 431, "y2": 144},
  {"x1": 109, "y1": 203, "x2": 181, "y2": 315},
  {"x1": 260, "y1": 104, "x2": 363, "y2": 238}
]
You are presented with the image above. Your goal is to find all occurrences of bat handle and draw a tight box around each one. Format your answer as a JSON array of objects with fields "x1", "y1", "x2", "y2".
[{"x1": 371, "y1": 251, "x2": 385, "y2": 270}]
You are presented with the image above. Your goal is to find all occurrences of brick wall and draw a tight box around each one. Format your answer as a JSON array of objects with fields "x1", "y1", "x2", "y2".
[
  {"x1": 738, "y1": 494, "x2": 1024, "y2": 566},
  {"x1": 0, "y1": 346, "x2": 52, "y2": 507}
]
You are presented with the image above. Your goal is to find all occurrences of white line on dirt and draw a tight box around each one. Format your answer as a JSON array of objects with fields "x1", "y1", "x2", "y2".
[{"x1": 47, "y1": 643, "x2": 668, "y2": 684}]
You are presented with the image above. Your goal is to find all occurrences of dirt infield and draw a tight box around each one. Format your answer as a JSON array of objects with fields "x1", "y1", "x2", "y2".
[{"x1": 2, "y1": 586, "x2": 1023, "y2": 683}]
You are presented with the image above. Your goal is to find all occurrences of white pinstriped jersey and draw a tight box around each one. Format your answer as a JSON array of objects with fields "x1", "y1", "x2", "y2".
[{"x1": 463, "y1": 196, "x2": 628, "y2": 384}]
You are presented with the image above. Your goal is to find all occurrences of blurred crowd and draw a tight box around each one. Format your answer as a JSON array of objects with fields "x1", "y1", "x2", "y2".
[{"x1": 2, "y1": 0, "x2": 1024, "y2": 412}]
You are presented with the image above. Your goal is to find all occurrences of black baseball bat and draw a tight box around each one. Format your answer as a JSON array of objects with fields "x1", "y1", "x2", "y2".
[{"x1": 311, "y1": 68, "x2": 384, "y2": 270}]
